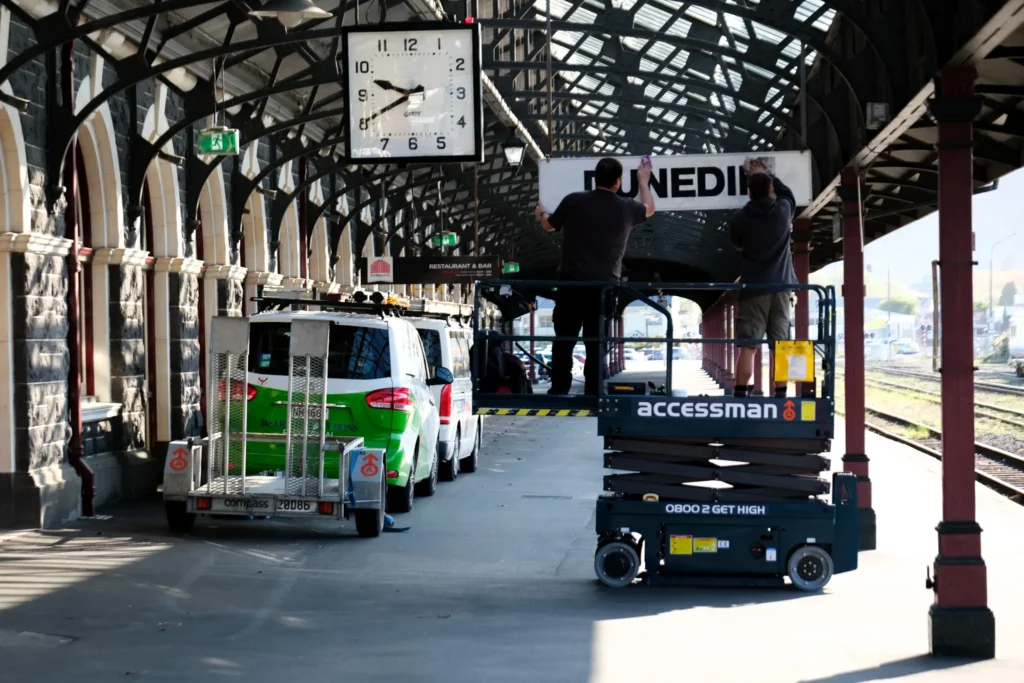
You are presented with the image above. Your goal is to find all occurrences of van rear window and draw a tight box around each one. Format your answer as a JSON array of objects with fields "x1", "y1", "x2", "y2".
[{"x1": 249, "y1": 322, "x2": 391, "y2": 380}]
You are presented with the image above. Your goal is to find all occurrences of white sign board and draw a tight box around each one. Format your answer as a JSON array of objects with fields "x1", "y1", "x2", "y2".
[
  {"x1": 366, "y1": 256, "x2": 393, "y2": 283},
  {"x1": 538, "y1": 151, "x2": 813, "y2": 213}
]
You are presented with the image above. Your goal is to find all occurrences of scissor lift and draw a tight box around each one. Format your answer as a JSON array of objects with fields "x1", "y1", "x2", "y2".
[
  {"x1": 472, "y1": 280, "x2": 859, "y2": 590},
  {"x1": 162, "y1": 316, "x2": 388, "y2": 537}
]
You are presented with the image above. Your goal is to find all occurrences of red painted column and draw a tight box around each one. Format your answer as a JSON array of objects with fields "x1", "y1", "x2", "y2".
[
  {"x1": 838, "y1": 166, "x2": 875, "y2": 551},
  {"x1": 927, "y1": 67, "x2": 994, "y2": 658},
  {"x1": 724, "y1": 306, "x2": 733, "y2": 390},
  {"x1": 792, "y1": 218, "x2": 814, "y2": 397}
]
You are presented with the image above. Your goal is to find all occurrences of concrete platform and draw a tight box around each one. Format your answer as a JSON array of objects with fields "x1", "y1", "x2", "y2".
[{"x1": 0, "y1": 415, "x2": 1023, "y2": 681}]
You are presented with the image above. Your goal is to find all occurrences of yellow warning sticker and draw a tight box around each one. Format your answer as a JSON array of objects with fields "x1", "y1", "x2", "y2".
[
  {"x1": 669, "y1": 535, "x2": 693, "y2": 555},
  {"x1": 801, "y1": 401, "x2": 816, "y2": 422},
  {"x1": 693, "y1": 538, "x2": 717, "y2": 554}
]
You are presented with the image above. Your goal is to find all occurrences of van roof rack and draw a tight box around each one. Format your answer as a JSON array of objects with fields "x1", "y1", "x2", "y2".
[
  {"x1": 407, "y1": 298, "x2": 472, "y2": 321},
  {"x1": 251, "y1": 296, "x2": 408, "y2": 318}
]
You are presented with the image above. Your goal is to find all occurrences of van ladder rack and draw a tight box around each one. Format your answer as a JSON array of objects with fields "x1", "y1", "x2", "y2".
[{"x1": 251, "y1": 296, "x2": 407, "y2": 317}]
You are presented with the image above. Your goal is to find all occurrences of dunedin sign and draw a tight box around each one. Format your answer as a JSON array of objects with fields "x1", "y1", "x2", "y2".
[
  {"x1": 538, "y1": 151, "x2": 813, "y2": 213},
  {"x1": 358, "y1": 256, "x2": 499, "y2": 284}
]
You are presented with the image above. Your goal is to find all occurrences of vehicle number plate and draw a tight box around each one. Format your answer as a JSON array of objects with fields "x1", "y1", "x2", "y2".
[
  {"x1": 209, "y1": 497, "x2": 273, "y2": 513},
  {"x1": 277, "y1": 499, "x2": 319, "y2": 514},
  {"x1": 290, "y1": 405, "x2": 325, "y2": 419}
]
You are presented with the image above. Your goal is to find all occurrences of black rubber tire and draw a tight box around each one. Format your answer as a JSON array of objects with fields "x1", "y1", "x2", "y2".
[
  {"x1": 414, "y1": 441, "x2": 439, "y2": 497},
  {"x1": 460, "y1": 420, "x2": 481, "y2": 473},
  {"x1": 439, "y1": 431, "x2": 459, "y2": 482},
  {"x1": 166, "y1": 501, "x2": 196, "y2": 533},
  {"x1": 354, "y1": 476, "x2": 386, "y2": 538},
  {"x1": 594, "y1": 540, "x2": 640, "y2": 588},
  {"x1": 387, "y1": 447, "x2": 417, "y2": 513},
  {"x1": 787, "y1": 545, "x2": 834, "y2": 591}
]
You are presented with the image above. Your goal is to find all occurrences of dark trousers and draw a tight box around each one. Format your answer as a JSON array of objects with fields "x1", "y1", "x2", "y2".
[{"x1": 550, "y1": 286, "x2": 605, "y2": 395}]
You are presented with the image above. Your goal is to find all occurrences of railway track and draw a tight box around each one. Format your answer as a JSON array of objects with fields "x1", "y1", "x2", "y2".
[
  {"x1": 861, "y1": 407, "x2": 1024, "y2": 503},
  {"x1": 868, "y1": 366, "x2": 1024, "y2": 397},
  {"x1": 860, "y1": 375, "x2": 1024, "y2": 428}
]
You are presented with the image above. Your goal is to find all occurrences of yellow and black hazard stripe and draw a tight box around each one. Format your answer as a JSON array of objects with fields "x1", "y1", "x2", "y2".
[{"x1": 475, "y1": 408, "x2": 593, "y2": 417}]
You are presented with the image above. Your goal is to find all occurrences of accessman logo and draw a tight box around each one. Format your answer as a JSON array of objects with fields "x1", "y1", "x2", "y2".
[{"x1": 636, "y1": 400, "x2": 779, "y2": 420}]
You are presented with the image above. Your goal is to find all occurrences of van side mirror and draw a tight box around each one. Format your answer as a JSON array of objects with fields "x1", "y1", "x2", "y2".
[{"x1": 428, "y1": 367, "x2": 454, "y2": 386}]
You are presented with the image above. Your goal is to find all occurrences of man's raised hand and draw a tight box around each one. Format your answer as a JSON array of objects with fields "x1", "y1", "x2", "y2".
[{"x1": 637, "y1": 156, "x2": 653, "y2": 186}]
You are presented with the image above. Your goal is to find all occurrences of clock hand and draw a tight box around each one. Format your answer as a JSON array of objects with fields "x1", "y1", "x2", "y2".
[
  {"x1": 373, "y1": 80, "x2": 426, "y2": 96},
  {"x1": 363, "y1": 93, "x2": 412, "y2": 124}
]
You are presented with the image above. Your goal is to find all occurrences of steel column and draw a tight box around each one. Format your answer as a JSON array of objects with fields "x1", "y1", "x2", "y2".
[
  {"x1": 839, "y1": 166, "x2": 875, "y2": 551},
  {"x1": 928, "y1": 66, "x2": 994, "y2": 659},
  {"x1": 529, "y1": 308, "x2": 536, "y2": 381},
  {"x1": 793, "y1": 218, "x2": 813, "y2": 397}
]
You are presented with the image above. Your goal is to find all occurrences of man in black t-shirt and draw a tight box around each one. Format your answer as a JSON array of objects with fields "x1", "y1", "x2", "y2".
[
  {"x1": 729, "y1": 158, "x2": 798, "y2": 398},
  {"x1": 534, "y1": 157, "x2": 655, "y2": 395}
]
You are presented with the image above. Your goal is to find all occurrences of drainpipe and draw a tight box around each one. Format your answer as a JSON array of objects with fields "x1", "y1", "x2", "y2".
[
  {"x1": 63, "y1": 40, "x2": 95, "y2": 516},
  {"x1": 298, "y1": 155, "x2": 307, "y2": 281}
]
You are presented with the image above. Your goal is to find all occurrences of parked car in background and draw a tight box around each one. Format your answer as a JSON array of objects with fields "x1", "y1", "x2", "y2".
[{"x1": 409, "y1": 300, "x2": 483, "y2": 480}]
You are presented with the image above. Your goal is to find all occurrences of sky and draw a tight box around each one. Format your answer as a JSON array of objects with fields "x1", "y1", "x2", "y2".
[{"x1": 813, "y1": 167, "x2": 1024, "y2": 291}]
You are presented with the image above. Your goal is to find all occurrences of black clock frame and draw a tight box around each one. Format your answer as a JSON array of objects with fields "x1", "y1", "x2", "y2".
[{"x1": 342, "y1": 21, "x2": 485, "y2": 165}]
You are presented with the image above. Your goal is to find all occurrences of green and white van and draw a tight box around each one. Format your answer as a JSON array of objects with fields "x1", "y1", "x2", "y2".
[{"x1": 243, "y1": 310, "x2": 447, "y2": 513}]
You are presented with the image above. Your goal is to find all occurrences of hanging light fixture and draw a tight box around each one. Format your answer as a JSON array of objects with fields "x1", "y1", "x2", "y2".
[
  {"x1": 502, "y1": 128, "x2": 526, "y2": 168},
  {"x1": 249, "y1": 0, "x2": 334, "y2": 28}
]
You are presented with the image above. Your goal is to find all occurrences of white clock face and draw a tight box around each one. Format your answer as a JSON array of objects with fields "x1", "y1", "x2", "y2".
[{"x1": 345, "y1": 27, "x2": 480, "y2": 161}]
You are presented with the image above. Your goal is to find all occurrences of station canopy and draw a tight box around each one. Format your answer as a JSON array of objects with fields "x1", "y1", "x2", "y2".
[{"x1": 40, "y1": 1, "x2": 1024, "y2": 308}]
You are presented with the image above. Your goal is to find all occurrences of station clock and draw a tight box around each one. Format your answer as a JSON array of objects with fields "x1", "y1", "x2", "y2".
[{"x1": 343, "y1": 23, "x2": 484, "y2": 163}]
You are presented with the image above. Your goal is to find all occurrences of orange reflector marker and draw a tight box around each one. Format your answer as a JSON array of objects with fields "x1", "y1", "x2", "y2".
[
  {"x1": 386, "y1": 470, "x2": 398, "y2": 479},
  {"x1": 318, "y1": 502, "x2": 334, "y2": 515},
  {"x1": 197, "y1": 497, "x2": 212, "y2": 510}
]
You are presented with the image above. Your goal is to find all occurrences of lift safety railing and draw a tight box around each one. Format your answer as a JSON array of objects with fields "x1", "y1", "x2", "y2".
[{"x1": 472, "y1": 280, "x2": 837, "y2": 412}]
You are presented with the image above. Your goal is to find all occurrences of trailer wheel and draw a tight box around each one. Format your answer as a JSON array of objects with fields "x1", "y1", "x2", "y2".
[
  {"x1": 166, "y1": 501, "x2": 196, "y2": 534},
  {"x1": 787, "y1": 546, "x2": 834, "y2": 591},
  {"x1": 594, "y1": 540, "x2": 640, "y2": 588},
  {"x1": 355, "y1": 476, "x2": 386, "y2": 538}
]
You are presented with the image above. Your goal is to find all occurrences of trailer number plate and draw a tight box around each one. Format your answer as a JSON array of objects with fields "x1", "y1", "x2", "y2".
[
  {"x1": 210, "y1": 497, "x2": 273, "y2": 513},
  {"x1": 277, "y1": 499, "x2": 319, "y2": 514}
]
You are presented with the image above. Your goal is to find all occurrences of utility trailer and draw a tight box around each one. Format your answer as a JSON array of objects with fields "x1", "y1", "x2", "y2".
[
  {"x1": 162, "y1": 316, "x2": 387, "y2": 537},
  {"x1": 472, "y1": 279, "x2": 860, "y2": 591}
]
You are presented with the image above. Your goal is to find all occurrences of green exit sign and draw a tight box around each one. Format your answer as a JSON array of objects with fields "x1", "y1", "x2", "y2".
[
  {"x1": 197, "y1": 127, "x2": 239, "y2": 155},
  {"x1": 431, "y1": 232, "x2": 458, "y2": 247},
  {"x1": 502, "y1": 262, "x2": 520, "y2": 274}
]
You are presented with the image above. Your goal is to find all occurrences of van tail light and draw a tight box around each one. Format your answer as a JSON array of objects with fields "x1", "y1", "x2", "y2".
[
  {"x1": 219, "y1": 379, "x2": 257, "y2": 401},
  {"x1": 438, "y1": 383, "x2": 453, "y2": 424},
  {"x1": 365, "y1": 387, "x2": 413, "y2": 412}
]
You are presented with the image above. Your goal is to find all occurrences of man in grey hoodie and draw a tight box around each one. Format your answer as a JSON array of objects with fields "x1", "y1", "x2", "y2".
[{"x1": 729, "y1": 159, "x2": 798, "y2": 398}]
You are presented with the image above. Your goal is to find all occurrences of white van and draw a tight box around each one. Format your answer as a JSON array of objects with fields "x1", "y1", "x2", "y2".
[{"x1": 408, "y1": 300, "x2": 483, "y2": 481}]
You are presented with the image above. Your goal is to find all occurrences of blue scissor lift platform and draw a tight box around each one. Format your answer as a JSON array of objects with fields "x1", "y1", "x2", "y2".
[{"x1": 472, "y1": 280, "x2": 858, "y2": 591}]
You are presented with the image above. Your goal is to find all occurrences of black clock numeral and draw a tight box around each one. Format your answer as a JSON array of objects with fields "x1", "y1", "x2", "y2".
[
  {"x1": 359, "y1": 118, "x2": 369, "y2": 131},
  {"x1": 355, "y1": 60, "x2": 370, "y2": 73},
  {"x1": 456, "y1": 87, "x2": 466, "y2": 100},
  {"x1": 358, "y1": 89, "x2": 368, "y2": 102},
  {"x1": 456, "y1": 116, "x2": 466, "y2": 128},
  {"x1": 455, "y1": 57, "x2": 465, "y2": 71},
  {"x1": 404, "y1": 38, "x2": 418, "y2": 51},
  {"x1": 381, "y1": 138, "x2": 390, "y2": 149},
  {"x1": 437, "y1": 137, "x2": 446, "y2": 150},
  {"x1": 437, "y1": 37, "x2": 442, "y2": 49},
  {"x1": 409, "y1": 138, "x2": 418, "y2": 150},
  {"x1": 378, "y1": 39, "x2": 387, "y2": 51}
]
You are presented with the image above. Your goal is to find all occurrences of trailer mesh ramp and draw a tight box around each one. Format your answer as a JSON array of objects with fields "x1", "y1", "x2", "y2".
[
  {"x1": 285, "y1": 320, "x2": 331, "y2": 498},
  {"x1": 603, "y1": 436, "x2": 832, "y2": 502},
  {"x1": 207, "y1": 318, "x2": 251, "y2": 495}
]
